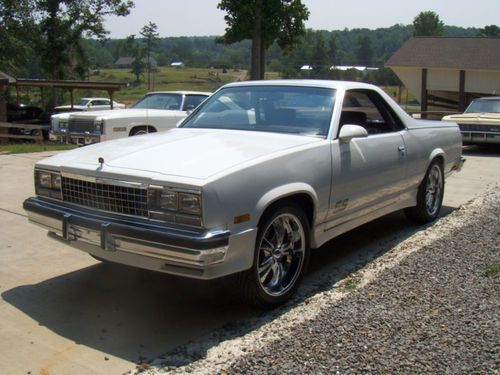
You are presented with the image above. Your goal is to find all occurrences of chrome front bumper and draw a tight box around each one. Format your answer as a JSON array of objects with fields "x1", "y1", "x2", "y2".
[
  {"x1": 24, "y1": 197, "x2": 256, "y2": 279},
  {"x1": 461, "y1": 131, "x2": 500, "y2": 145},
  {"x1": 50, "y1": 130, "x2": 102, "y2": 145}
]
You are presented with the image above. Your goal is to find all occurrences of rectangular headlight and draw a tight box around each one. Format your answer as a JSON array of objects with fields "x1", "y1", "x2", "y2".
[
  {"x1": 148, "y1": 186, "x2": 202, "y2": 227},
  {"x1": 178, "y1": 192, "x2": 201, "y2": 215},
  {"x1": 160, "y1": 190, "x2": 178, "y2": 211},
  {"x1": 35, "y1": 169, "x2": 62, "y2": 199},
  {"x1": 94, "y1": 119, "x2": 104, "y2": 132}
]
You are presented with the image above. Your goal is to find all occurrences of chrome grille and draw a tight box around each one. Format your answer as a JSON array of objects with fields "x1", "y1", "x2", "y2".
[
  {"x1": 458, "y1": 123, "x2": 500, "y2": 132},
  {"x1": 68, "y1": 118, "x2": 97, "y2": 133},
  {"x1": 62, "y1": 177, "x2": 148, "y2": 217}
]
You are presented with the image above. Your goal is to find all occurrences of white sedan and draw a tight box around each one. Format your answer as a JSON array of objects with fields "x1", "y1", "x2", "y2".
[
  {"x1": 25, "y1": 80, "x2": 464, "y2": 307},
  {"x1": 54, "y1": 97, "x2": 126, "y2": 112},
  {"x1": 50, "y1": 91, "x2": 210, "y2": 144}
]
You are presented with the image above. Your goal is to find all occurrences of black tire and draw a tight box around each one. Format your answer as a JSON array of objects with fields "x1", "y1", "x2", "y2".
[
  {"x1": 129, "y1": 127, "x2": 149, "y2": 136},
  {"x1": 404, "y1": 160, "x2": 444, "y2": 224},
  {"x1": 238, "y1": 205, "x2": 311, "y2": 309},
  {"x1": 89, "y1": 254, "x2": 108, "y2": 263}
]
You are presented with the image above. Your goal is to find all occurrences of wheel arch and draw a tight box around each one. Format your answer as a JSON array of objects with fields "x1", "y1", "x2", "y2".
[
  {"x1": 129, "y1": 125, "x2": 157, "y2": 136},
  {"x1": 255, "y1": 184, "x2": 318, "y2": 230},
  {"x1": 428, "y1": 149, "x2": 445, "y2": 169}
]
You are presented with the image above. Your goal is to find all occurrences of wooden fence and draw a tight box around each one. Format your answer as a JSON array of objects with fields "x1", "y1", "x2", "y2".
[{"x1": 0, "y1": 122, "x2": 45, "y2": 144}]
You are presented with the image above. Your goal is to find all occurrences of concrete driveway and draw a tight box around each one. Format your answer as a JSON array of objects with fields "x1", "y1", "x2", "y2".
[{"x1": 0, "y1": 146, "x2": 499, "y2": 375}]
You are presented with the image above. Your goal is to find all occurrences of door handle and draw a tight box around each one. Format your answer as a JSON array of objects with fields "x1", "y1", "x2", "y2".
[{"x1": 398, "y1": 145, "x2": 406, "y2": 155}]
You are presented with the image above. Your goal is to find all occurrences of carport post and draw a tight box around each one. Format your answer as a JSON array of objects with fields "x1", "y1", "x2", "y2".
[
  {"x1": 421, "y1": 68, "x2": 428, "y2": 119},
  {"x1": 459, "y1": 70, "x2": 466, "y2": 112},
  {"x1": 0, "y1": 79, "x2": 7, "y2": 122},
  {"x1": 107, "y1": 89, "x2": 115, "y2": 109},
  {"x1": 0, "y1": 79, "x2": 8, "y2": 143}
]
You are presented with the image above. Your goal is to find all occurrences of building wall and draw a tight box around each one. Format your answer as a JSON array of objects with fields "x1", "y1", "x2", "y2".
[
  {"x1": 391, "y1": 67, "x2": 422, "y2": 101},
  {"x1": 390, "y1": 66, "x2": 500, "y2": 105},
  {"x1": 427, "y1": 68, "x2": 460, "y2": 92},
  {"x1": 465, "y1": 70, "x2": 500, "y2": 95}
]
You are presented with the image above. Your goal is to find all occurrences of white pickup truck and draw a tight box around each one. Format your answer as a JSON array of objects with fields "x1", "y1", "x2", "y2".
[{"x1": 50, "y1": 91, "x2": 210, "y2": 144}]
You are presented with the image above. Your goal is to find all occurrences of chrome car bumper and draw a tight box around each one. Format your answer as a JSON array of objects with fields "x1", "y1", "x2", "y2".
[
  {"x1": 461, "y1": 131, "x2": 500, "y2": 145},
  {"x1": 50, "y1": 130, "x2": 102, "y2": 145},
  {"x1": 24, "y1": 197, "x2": 256, "y2": 279}
]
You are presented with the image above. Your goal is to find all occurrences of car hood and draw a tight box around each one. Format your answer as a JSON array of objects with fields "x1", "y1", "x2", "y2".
[
  {"x1": 55, "y1": 105, "x2": 87, "y2": 110},
  {"x1": 38, "y1": 128, "x2": 321, "y2": 181},
  {"x1": 443, "y1": 112, "x2": 500, "y2": 123},
  {"x1": 68, "y1": 108, "x2": 182, "y2": 119}
]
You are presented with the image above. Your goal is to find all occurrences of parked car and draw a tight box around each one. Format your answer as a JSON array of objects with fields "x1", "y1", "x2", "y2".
[
  {"x1": 442, "y1": 96, "x2": 500, "y2": 145},
  {"x1": 24, "y1": 80, "x2": 465, "y2": 307},
  {"x1": 54, "y1": 98, "x2": 126, "y2": 113},
  {"x1": 7, "y1": 103, "x2": 51, "y2": 140},
  {"x1": 7, "y1": 103, "x2": 44, "y2": 122},
  {"x1": 50, "y1": 91, "x2": 210, "y2": 144}
]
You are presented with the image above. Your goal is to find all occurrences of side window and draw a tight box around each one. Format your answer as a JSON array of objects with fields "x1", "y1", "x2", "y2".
[
  {"x1": 93, "y1": 100, "x2": 109, "y2": 106},
  {"x1": 340, "y1": 90, "x2": 404, "y2": 135},
  {"x1": 183, "y1": 95, "x2": 208, "y2": 110}
]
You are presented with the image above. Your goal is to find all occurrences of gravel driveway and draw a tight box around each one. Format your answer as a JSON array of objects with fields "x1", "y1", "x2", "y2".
[{"x1": 142, "y1": 189, "x2": 499, "y2": 375}]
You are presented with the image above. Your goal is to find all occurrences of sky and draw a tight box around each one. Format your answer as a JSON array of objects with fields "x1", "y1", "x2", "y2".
[{"x1": 103, "y1": 0, "x2": 500, "y2": 38}]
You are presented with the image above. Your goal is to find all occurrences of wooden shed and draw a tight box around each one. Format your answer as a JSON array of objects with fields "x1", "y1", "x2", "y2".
[{"x1": 386, "y1": 37, "x2": 500, "y2": 114}]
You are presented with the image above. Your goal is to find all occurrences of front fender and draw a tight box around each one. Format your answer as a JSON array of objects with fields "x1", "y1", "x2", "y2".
[
  {"x1": 428, "y1": 148, "x2": 445, "y2": 167},
  {"x1": 255, "y1": 182, "x2": 319, "y2": 223}
]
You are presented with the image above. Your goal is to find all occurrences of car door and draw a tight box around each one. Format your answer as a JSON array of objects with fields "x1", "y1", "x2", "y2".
[{"x1": 326, "y1": 89, "x2": 408, "y2": 230}]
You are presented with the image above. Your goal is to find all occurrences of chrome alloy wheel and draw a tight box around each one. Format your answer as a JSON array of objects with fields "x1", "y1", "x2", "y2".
[
  {"x1": 425, "y1": 164, "x2": 443, "y2": 216},
  {"x1": 257, "y1": 213, "x2": 305, "y2": 297}
]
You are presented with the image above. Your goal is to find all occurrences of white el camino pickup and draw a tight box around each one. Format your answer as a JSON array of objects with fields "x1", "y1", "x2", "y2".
[
  {"x1": 50, "y1": 91, "x2": 210, "y2": 144},
  {"x1": 24, "y1": 80, "x2": 465, "y2": 307}
]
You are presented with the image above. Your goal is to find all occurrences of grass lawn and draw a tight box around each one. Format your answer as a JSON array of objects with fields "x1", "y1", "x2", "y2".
[
  {"x1": 88, "y1": 67, "x2": 248, "y2": 106},
  {"x1": 0, "y1": 142, "x2": 77, "y2": 154}
]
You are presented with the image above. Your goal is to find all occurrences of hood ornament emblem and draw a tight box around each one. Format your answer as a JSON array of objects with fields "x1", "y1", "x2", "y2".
[{"x1": 98, "y1": 157, "x2": 104, "y2": 166}]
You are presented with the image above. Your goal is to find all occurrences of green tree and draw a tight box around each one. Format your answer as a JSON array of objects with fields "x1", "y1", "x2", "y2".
[
  {"x1": 140, "y1": 21, "x2": 159, "y2": 90},
  {"x1": 478, "y1": 25, "x2": 500, "y2": 37},
  {"x1": 218, "y1": 0, "x2": 309, "y2": 80},
  {"x1": 413, "y1": 11, "x2": 444, "y2": 36},
  {"x1": 356, "y1": 35, "x2": 373, "y2": 66},
  {"x1": 0, "y1": 0, "x2": 36, "y2": 74},
  {"x1": 311, "y1": 31, "x2": 327, "y2": 75},
  {"x1": 328, "y1": 33, "x2": 337, "y2": 66},
  {"x1": 34, "y1": 0, "x2": 134, "y2": 80},
  {"x1": 126, "y1": 35, "x2": 144, "y2": 83}
]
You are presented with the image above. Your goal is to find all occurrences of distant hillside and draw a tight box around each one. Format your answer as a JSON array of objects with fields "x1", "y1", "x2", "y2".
[{"x1": 84, "y1": 24, "x2": 480, "y2": 74}]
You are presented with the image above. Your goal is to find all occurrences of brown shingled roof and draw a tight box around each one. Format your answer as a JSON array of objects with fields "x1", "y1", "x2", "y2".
[{"x1": 386, "y1": 37, "x2": 500, "y2": 70}]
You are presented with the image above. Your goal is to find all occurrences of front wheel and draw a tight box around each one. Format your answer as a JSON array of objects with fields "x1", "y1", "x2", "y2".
[
  {"x1": 130, "y1": 126, "x2": 152, "y2": 136},
  {"x1": 405, "y1": 160, "x2": 444, "y2": 224},
  {"x1": 238, "y1": 205, "x2": 310, "y2": 308}
]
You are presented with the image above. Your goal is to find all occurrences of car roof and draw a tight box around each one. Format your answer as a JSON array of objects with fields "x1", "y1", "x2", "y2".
[
  {"x1": 80, "y1": 97, "x2": 111, "y2": 101},
  {"x1": 146, "y1": 91, "x2": 212, "y2": 96},
  {"x1": 222, "y1": 79, "x2": 379, "y2": 91}
]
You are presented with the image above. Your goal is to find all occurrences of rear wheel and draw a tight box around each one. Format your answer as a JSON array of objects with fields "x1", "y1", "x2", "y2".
[
  {"x1": 238, "y1": 205, "x2": 310, "y2": 308},
  {"x1": 405, "y1": 160, "x2": 444, "y2": 223}
]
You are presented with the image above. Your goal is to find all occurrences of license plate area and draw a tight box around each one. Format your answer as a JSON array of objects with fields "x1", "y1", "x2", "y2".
[
  {"x1": 63, "y1": 214, "x2": 116, "y2": 251},
  {"x1": 67, "y1": 224, "x2": 101, "y2": 246}
]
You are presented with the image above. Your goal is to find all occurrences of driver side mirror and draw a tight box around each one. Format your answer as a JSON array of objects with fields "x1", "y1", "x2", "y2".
[{"x1": 338, "y1": 124, "x2": 368, "y2": 143}]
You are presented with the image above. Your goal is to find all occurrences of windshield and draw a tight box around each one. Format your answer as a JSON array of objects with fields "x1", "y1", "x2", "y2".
[
  {"x1": 76, "y1": 99, "x2": 90, "y2": 106},
  {"x1": 465, "y1": 99, "x2": 500, "y2": 113},
  {"x1": 181, "y1": 86, "x2": 335, "y2": 137},
  {"x1": 132, "y1": 93, "x2": 183, "y2": 110}
]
